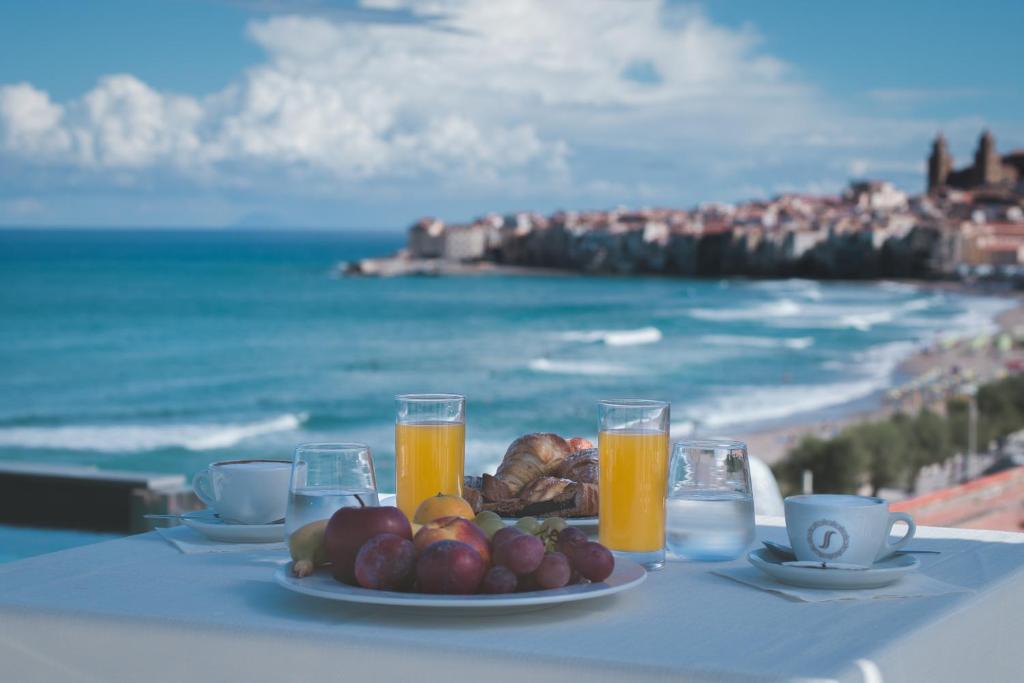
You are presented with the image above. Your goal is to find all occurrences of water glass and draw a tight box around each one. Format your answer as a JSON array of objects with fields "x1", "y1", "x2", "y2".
[
  {"x1": 395, "y1": 394, "x2": 466, "y2": 519},
  {"x1": 667, "y1": 439, "x2": 755, "y2": 561},
  {"x1": 598, "y1": 399, "x2": 670, "y2": 570},
  {"x1": 285, "y1": 442, "x2": 379, "y2": 538}
]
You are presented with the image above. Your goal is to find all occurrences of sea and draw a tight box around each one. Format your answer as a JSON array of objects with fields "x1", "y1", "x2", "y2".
[{"x1": 0, "y1": 228, "x2": 1012, "y2": 557}]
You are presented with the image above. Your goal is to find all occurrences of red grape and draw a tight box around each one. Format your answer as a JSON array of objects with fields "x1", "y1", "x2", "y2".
[
  {"x1": 480, "y1": 566, "x2": 518, "y2": 594},
  {"x1": 493, "y1": 533, "x2": 545, "y2": 575},
  {"x1": 415, "y1": 541, "x2": 486, "y2": 594},
  {"x1": 533, "y1": 552, "x2": 571, "y2": 589},
  {"x1": 556, "y1": 527, "x2": 588, "y2": 556},
  {"x1": 354, "y1": 533, "x2": 416, "y2": 591},
  {"x1": 492, "y1": 526, "x2": 525, "y2": 550},
  {"x1": 572, "y1": 541, "x2": 614, "y2": 582}
]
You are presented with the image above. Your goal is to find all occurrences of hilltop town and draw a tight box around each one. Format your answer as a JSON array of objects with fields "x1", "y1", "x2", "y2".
[{"x1": 347, "y1": 131, "x2": 1024, "y2": 280}]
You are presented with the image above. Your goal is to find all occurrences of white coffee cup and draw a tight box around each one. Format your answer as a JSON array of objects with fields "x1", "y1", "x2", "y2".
[
  {"x1": 784, "y1": 494, "x2": 916, "y2": 565},
  {"x1": 192, "y1": 459, "x2": 291, "y2": 524}
]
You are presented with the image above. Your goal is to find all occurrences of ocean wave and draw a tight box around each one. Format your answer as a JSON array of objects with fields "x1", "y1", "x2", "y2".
[
  {"x1": 0, "y1": 413, "x2": 306, "y2": 452},
  {"x1": 528, "y1": 358, "x2": 634, "y2": 376},
  {"x1": 770, "y1": 296, "x2": 943, "y2": 332},
  {"x1": 688, "y1": 298, "x2": 802, "y2": 322},
  {"x1": 839, "y1": 310, "x2": 894, "y2": 331},
  {"x1": 700, "y1": 334, "x2": 815, "y2": 351},
  {"x1": 684, "y1": 339, "x2": 919, "y2": 429},
  {"x1": 557, "y1": 326, "x2": 662, "y2": 347},
  {"x1": 685, "y1": 378, "x2": 884, "y2": 430}
]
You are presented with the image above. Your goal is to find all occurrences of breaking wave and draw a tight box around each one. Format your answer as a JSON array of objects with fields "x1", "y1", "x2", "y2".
[
  {"x1": 0, "y1": 413, "x2": 307, "y2": 452},
  {"x1": 688, "y1": 298, "x2": 802, "y2": 322},
  {"x1": 558, "y1": 326, "x2": 663, "y2": 346},
  {"x1": 700, "y1": 335, "x2": 815, "y2": 351},
  {"x1": 528, "y1": 358, "x2": 634, "y2": 376}
]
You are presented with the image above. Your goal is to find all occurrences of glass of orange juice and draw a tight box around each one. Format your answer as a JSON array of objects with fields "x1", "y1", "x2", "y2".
[
  {"x1": 395, "y1": 394, "x2": 466, "y2": 519},
  {"x1": 598, "y1": 398, "x2": 670, "y2": 570}
]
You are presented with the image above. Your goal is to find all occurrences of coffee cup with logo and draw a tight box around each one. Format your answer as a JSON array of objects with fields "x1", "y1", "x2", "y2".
[
  {"x1": 192, "y1": 459, "x2": 291, "y2": 524},
  {"x1": 784, "y1": 494, "x2": 916, "y2": 565}
]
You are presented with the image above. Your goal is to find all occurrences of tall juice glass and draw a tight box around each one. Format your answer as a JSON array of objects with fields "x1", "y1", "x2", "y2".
[
  {"x1": 395, "y1": 394, "x2": 466, "y2": 519},
  {"x1": 598, "y1": 399, "x2": 670, "y2": 570}
]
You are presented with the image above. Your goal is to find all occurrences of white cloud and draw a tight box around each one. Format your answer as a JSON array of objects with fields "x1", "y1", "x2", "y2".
[
  {"x1": 0, "y1": 83, "x2": 72, "y2": 158},
  {"x1": 0, "y1": 0, "x2": 962, "y2": 211}
]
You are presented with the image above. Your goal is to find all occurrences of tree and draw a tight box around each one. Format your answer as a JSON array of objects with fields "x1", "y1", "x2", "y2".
[
  {"x1": 775, "y1": 434, "x2": 868, "y2": 495},
  {"x1": 845, "y1": 421, "x2": 911, "y2": 496},
  {"x1": 905, "y1": 409, "x2": 952, "y2": 492}
]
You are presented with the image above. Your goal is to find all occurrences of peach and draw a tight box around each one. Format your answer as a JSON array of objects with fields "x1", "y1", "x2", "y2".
[
  {"x1": 412, "y1": 493, "x2": 475, "y2": 525},
  {"x1": 413, "y1": 516, "x2": 491, "y2": 565}
]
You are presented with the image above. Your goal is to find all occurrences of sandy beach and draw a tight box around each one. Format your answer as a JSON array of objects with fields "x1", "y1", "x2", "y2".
[{"x1": 741, "y1": 290, "x2": 1024, "y2": 465}]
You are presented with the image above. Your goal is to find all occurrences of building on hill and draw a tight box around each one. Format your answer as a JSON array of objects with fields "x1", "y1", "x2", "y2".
[{"x1": 928, "y1": 130, "x2": 1024, "y2": 193}]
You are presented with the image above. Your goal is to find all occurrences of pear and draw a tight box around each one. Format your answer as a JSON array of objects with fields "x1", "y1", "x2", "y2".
[{"x1": 289, "y1": 519, "x2": 329, "y2": 577}]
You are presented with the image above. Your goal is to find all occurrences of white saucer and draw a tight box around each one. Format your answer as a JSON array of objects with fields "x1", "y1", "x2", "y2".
[
  {"x1": 274, "y1": 557, "x2": 645, "y2": 615},
  {"x1": 747, "y1": 548, "x2": 919, "y2": 590},
  {"x1": 180, "y1": 509, "x2": 285, "y2": 544}
]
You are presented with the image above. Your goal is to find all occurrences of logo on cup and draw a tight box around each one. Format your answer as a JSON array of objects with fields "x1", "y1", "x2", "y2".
[{"x1": 806, "y1": 519, "x2": 850, "y2": 560}]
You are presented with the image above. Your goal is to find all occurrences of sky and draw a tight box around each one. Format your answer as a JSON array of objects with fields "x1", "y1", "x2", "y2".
[{"x1": 1, "y1": 0, "x2": 1022, "y2": 230}]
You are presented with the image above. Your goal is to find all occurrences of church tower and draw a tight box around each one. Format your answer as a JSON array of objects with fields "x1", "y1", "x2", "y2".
[
  {"x1": 927, "y1": 133, "x2": 952, "y2": 192},
  {"x1": 973, "y1": 130, "x2": 1002, "y2": 186}
]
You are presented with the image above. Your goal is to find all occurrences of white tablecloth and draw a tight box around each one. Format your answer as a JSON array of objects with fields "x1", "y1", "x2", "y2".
[{"x1": 1, "y1": 518, "x2": 1022, "y2": 683}]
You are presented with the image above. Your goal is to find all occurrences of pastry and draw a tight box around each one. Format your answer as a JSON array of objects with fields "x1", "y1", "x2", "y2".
[{"x1": 481, "y1": 433, "x2": 571, "y2": 501}]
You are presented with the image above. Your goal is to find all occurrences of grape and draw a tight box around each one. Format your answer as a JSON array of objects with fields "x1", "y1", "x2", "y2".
[
  {"x1": 480, "y1": 566, "x2": 518, "y2": 594},
  {"x1": 533, "y1": 552, "x2": 571, "y2": 589},
  {"x1": 477, "y1": 518, "x2": 505, "y2": 540},
  {"x1": 514, "y1": 516, "x2": 541, "y2": 534},
  {"x1": 474, "y1": 510, "x2": 501, "y2": 526},
  {"x1": 540, "y1": 517, "x2": 568, "y2": 534},
  {"x1": 572, "y1": 541, "x2": 614, "y2": 582},
  {"x1": 494, "y1": 533, "x2": 545, "y2": 575},
  {"x1": 492, "y1": 526, "x2": 525, "y2": 550},
  {"x1": 556, "y1": 527, "x2": 588, "y2": 556}
]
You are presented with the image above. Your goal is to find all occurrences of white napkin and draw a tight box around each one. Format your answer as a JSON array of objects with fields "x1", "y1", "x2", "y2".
[
  {"x1": 713, "y1": 565, "x2": 972, "y2": 603},
  {"x1": 155, "y1": 525, "x2": 288, "y2": 555}
]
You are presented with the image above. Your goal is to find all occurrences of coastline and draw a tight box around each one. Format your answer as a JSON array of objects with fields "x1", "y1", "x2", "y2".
[{"x1": 738, "y1": 289, "x2": 1024, "y2": 465}]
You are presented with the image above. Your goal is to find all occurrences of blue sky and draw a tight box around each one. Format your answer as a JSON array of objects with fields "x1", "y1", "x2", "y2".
[{"x1": 1, "y1": 0, "x2": 1021, "y2": 229}]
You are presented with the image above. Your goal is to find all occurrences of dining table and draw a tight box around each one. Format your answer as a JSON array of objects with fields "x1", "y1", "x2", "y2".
[{"x1": 1, "y1": 516, "x2": 1022, "y2": 683}]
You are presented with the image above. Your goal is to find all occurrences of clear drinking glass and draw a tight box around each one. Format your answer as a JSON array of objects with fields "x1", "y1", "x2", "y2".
[
  {"x1": 395, "y1": 394, "x2": 466, "y2": 519},
  {"x1": 598, "y1": 399, "x2": 670, "y2": 570},
  {"x1": 285, "y1": 443, "x2": 379, "y2": 538},
  {"x1": 667, "y1": 439, "x2": 755, "y2": 561}
]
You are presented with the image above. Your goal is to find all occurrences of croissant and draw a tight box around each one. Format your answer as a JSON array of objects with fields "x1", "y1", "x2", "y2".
[
  {"x1": 461, "y1": 487, "x2": 484, "y2": 514},
  {"x1": 482, "y1": 433, "x2": 571, "y2": 500},
  {"x1": 518, "y1": 476, "x2": 575, "y2": 503},
  {"x1": 556, "y1": 448, "x2": 598, "y2": 484},
  {"x1": 573, "y1": 482, "x2": 599, "y2": 516}
]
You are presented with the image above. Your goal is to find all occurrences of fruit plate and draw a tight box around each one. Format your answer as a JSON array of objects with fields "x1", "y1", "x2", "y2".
[{"x1": 273, "y1": 558, "x2": 646, "y2": 615}]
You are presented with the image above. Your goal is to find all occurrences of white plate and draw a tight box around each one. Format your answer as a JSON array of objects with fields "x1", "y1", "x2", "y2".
[
  {"x1": 181, "y1": 510, "x2": 285, "y2": 544},
  {"x1": 274, "y1": 557, "x2": 646, "y2": 615},
  {"x1": 377, "y1": 494, "x2": 598, "y2": 533},
  {"x1": 501, "y1": 516, "x2": 598, "y2": 531},
  {"x1": 747, "y1": 548, "x2": 919, "y2": 590}
]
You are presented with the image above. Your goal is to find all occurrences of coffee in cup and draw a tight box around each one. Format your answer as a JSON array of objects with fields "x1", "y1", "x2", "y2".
[
  {"x1": 192, "y1": 459, "x2": 291, "y2": 524},
  {"x1": 784, "y1": 494, "x2": 916, "y2": 565}
]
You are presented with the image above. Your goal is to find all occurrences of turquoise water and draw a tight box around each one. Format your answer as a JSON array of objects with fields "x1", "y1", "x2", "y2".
[{"x1": 0, "y1": 228, "x2": 1010, "y2": 494}]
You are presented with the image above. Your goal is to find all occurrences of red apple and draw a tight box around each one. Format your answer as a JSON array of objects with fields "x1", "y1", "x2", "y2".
[
  {"x1": 415, "y1": 540, "x2": 486, "y2": 594},
  {"x1": 413, "y1": 516, "x2": 491, "y2": 565},
  {"x1": 325, "y1": 505, "x2": 412, "y2": 584}
]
